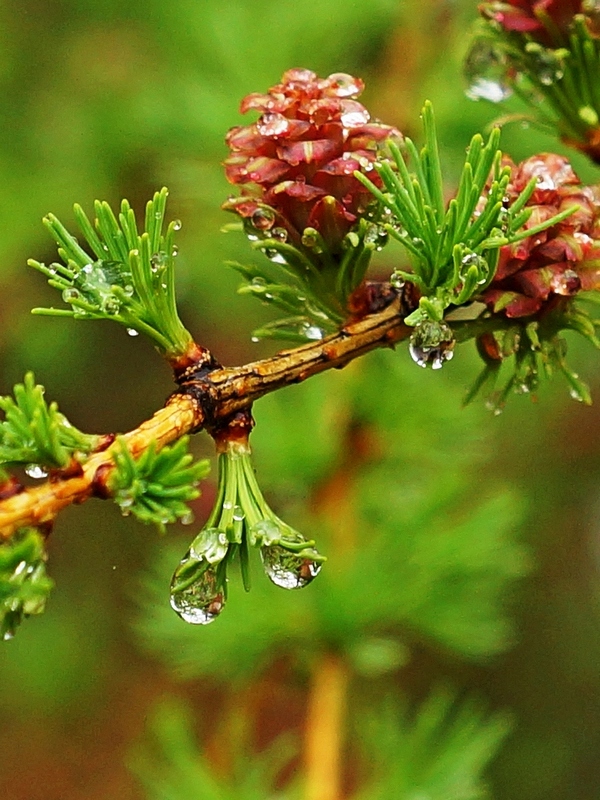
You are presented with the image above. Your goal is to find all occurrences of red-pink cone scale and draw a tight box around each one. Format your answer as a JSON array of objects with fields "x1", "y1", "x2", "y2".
[
  {"x1": 222, "y1": 68, "x2": 400, "y2": 253},
  {"x1": 482, "y1": 152, "x2": 600, "y2": 318}
]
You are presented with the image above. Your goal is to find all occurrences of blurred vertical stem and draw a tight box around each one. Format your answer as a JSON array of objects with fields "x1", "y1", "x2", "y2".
[
  {"x1": 304, "y1": 652, "x2": 350, "y2": 800},
  {"x1": 304, "y1": 400, "x2": 361, "y2": 799}
]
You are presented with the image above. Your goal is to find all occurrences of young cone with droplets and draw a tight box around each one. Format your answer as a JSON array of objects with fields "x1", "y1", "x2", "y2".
[
  {"x1": 481, "y1": 0, "x2": 584, "y2": 39},
  {"x1": 223, "y1": 68, "x2": 399, "y2": 252},
  {"x1": 222, "y1": 68, "x2": 401, "y2": 336},
  {"x1": 459, "y1": 150, "x2": 600, "y2": 408},
  {"x1": 469, "y1": 2, "x2": 600, "y2": 161},
  {"x1": 482, "y1": 152, "x2": 600, "y2": 317}
]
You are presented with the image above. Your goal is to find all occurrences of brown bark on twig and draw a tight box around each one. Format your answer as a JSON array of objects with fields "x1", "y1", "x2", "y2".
[{"x1": 0, "y1": 291, "x2": 413, "y2": 539}]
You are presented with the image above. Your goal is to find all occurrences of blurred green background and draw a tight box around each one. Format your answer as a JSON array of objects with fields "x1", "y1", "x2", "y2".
[{"x1": 1, "y1": 1, "x2": 600, "y2": 798}]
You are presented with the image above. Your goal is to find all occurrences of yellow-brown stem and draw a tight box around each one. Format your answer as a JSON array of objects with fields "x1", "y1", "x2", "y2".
[
  {"x1": 304, "y1": 652, "x2": 350, "y2": 800},
  {"x1": 0, "y1": 395, "x2": 196, "y2": 536},
  {"x1": 0, "y1": 296, "x2": 411, "y2": 538}
]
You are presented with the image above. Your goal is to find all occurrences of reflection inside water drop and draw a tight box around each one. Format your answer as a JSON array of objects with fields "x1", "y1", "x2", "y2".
[
  {"x1": 170, "y1": 565, "x2": 225, "y2": 625},
  {"x1": 464, "y1": 40, "x2": 512, "y2": 103},
  {"x1": 261, "y1": 544, "x2": 322, "y2": 589},
  {"x1": 409, "y1": 320, "x2": 455, "y2": 370}
]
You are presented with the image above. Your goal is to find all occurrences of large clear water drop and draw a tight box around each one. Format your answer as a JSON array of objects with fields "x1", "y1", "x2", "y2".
[
  {"x1": 170, "y1": 565, "x2": 225, "y2": 625},
  {"x1": 464, "y1": 41, "x2": 512, "y2": 103},
  {"x1": 409, "y1": 320, "x2": 455, "y2": 370},
  {"x1": 261, "y1": 544, "x2": 322, "y2": 589}
]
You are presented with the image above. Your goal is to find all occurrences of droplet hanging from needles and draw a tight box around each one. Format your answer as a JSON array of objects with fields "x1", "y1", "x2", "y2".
[
  {"x1": 170, "y1": 565, "x2": 225, "y2": 625},
  {"x1": 261, "y1": 544, "x2": 322, "y2": 589}
]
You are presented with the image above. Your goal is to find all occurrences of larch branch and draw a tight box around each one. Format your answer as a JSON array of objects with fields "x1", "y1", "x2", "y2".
[{"x1": 0, "y1": 294, "x2": 411, "y2": 539}]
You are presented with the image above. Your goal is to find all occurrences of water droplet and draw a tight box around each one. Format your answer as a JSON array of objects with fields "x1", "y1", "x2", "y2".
[
  {"x1": 566, "y1": 372, "x2": 587, "y2": 403},
  {"x1": 101, "y1": 295, "x2": 121, "y2": 315},
  {"x1": 326, "y1": 72, "x2": 363, "y2": 97},
  {"x1": 271, "y1": 227, "x2": 288, "y2": 243},
  {"x1": 251, "y1": 336, "x2": 260, "y2": 343},
  {"x1": 339, "y1": 100, "x2": 370, "y2": 127},
  {"x1": 409, "y1": 320, "x2": 455, "y2": 370},
  {"x1": 551, "y1": 269, "x2": 581, "y2": 295},
  {"x1": 187, "y1": 527, "x2": 229, "y2": 563},
  {"x1": 232, "y1": 505, "x2": 245, "y2": 521},
  {"x1": 464, "y1": 41, "x2": 512, "y2": 103},
  {"x1": 171, "y1": 245, "x2": 179, "y2": 257},
  {"x1": 365, "y1": 224, "x2": 389, "y2": 250},
  {"x1": 257, "y1": 112, "x2": 290, "y2": 137},
  {"x1": 126, "y1": 328, "x2": 139, "y2": 337},
  {"x1": 62, "y1": 287, "x2": 80, "y2": 303},
  {"x1": 151, "y1": 252, "x2": 167, "y2": 273},
  {"x1": 261, "y1": 544, "x2": 322, "y2": 589},
  {"x1": 569, "y1": 386, "x2": 585, "y2": 402},
  {"x1": 154, "y1": 211, "x2": 162, "y2": 219},
  {"x1": 25, "y1": 464, "x2": 48, "y2": 479},
  {"x1": 172, "y1": 219, "x2": 182, "y2": 231},
  {"x1": 301, "y1": 230, "x2": 319, "y2": 248},
  {"x1": 3, "y1": 630, "x2": 14, "y2": 641},
  {"x1": 266, "y1": 249, "x2": 287, "y2": 264},
  {"x1": 525, "y1": 43, "x2": 564, "y2": 86},
  {"x1": 461, "y1": 252, "x2": 490, "y2": 284},
  {"x1": 251, "y1": 276, "x2": 267, "y2": 289},
  {"x1": 304, "y1": 325, "x2": 324, "y2": 340},
  {"x1": 251, "y1": 207, "x2": 276, "y2": 231},
  {"x1": 170, "y1": 566, "x2": 225, "y2": 625},
  {"x1": 13, "y1": 560, "x2": 28, "y2": 577},
  {"x1": 82, "y1": 263, "x2": 93, "y2": 274},
  {"x1": 249, "y1": 519, "x2": 282, "y2": 546},
  {"x1": 485, "y1": 398, "x2": 504, "y2": 416},
  {"x1": 180, "y1": 510, "x2": 195, "y2": 526},
  {"x1": 390, "y1": 271, "x2": 405, "y2": 290}
]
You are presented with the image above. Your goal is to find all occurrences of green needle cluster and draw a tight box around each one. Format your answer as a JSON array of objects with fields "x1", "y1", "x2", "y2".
[
  {"x1": 358, "y1": 102, "x2": 576, "y2": 327},
  {"x1": 0, "y1": 372, "x2": 99, "y2": 470},
  {"x1": 29, "y1": 187, "x2": 195, "y2": 359},
  {"x1": 109, "y1": 436, "x2": 210, "y2": 534},
  {"x1": 170, "y1": 441, "x2": 325, "y2": 626}
]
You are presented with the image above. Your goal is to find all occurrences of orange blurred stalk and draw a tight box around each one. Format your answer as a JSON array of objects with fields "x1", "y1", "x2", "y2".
[{"x1": 304, "y1": 652, "x2": 350, "y2": 800}]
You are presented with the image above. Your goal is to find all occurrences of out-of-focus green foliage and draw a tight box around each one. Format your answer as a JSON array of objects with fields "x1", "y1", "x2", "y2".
[
  {"x1": 129, "y1": 689, "x2": 509, "y2": 800},
  {"x1": 355, "y1": 687, "x2": 511, "y2": 800},
  {"x1": 129, "y1": 697, "x2": 296, "y2": 800}
]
